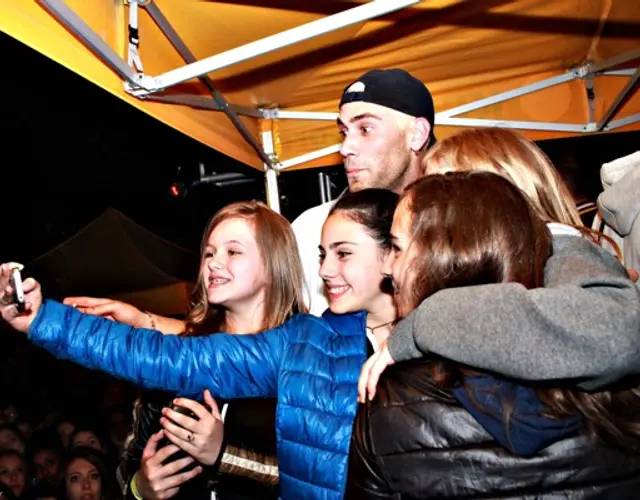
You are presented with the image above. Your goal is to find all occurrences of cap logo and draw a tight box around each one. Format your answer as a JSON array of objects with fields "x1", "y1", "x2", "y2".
[{"x1": 345, "y1": 81, "x2": 366, "y2": 93}]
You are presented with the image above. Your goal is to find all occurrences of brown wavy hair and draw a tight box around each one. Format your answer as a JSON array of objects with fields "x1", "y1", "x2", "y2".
[
  {"x1": 401, "y1": 171, "x2": 640, "y2": 452},
  {"x1": 185, "y1": 201, "x2": 307, "y2": 335}
]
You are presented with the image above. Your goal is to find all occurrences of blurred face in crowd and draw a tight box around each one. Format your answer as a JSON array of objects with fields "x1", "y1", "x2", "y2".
[
  {"x1": 108, "y1": 410, "x2": 130, "y2": 448},
  {"x1": 338, "y1": 102, "x2": 417, "y2": 193},
  {"x1": 16, "y1": 421, "x2": 30, "y2": 440},
  {"x1": 71, "y1": 431, "x2": 103, "y2": 453},
  {"x1": 202, "y1": 217, "x2": 267, "y2": 314},
  {"x1": 0, "y1": 429, "x2": 24, "y2": 454},
  {"x1": 65, "y1": 458, "x2": 102, "y2": 500},
  {"x1": 0, "y1": 406, "x2": 18, "y2": 426},
  {"x1": 57, "y1": 421, "x2": 75, "y2": 449},
  {"x1": 0, "y1": 453, "x2": 26, "y2": 498},
  {"x1": 33, "y1": 448, "x2": 62, "y2": 485},
  {"x1": 319, "y1": 213, "x2": 390, "y2": 316}
]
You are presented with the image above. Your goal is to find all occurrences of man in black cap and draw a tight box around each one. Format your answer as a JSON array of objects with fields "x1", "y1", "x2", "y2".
[{"x1": 292, "y1": 68, "x2": 436, "y2": 314}]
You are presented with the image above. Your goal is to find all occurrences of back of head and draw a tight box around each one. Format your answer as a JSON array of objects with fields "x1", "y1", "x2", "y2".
[
  {"x1": 423, "y1": 128, "x2": 582, "y2": 226},
  {"x1": 400, "y1": 171, "x2": 552, "y2": 311},
  {"x1": 189, "y1": 200, "x2": 307, "y2": 333},
  {"x1": 329, "y1": 188, "x2": 399, "y2": 250}
]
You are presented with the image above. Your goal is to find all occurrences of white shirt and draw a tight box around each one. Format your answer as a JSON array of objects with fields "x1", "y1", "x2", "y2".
[
  {"x1": 547, "y1": 222, "x2": 582, "y2": 237},
  {"x1": 291, "y1": 200, "x2": 336, "y2": 316}
]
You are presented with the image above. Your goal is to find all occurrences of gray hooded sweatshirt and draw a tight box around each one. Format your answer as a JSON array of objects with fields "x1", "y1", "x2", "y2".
[
  {"x1": 388, "y1": 234, "x2": 640, "y2": 390},
  {"x1": 598, "y1": 151, "x2": 640, "y2": 271}
]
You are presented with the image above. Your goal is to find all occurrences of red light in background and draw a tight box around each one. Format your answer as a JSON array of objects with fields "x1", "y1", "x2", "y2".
[{"x1": 170, "y1": 184, "x2": 180, "y2": 197}]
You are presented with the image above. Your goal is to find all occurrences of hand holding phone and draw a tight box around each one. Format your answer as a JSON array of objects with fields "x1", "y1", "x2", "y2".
[
  {"x1": 9, "y1": 264, "x2": 25, "y2": 313},
  {"x1": 158, "y1": 404, "x2": 200, "y2": 468}
]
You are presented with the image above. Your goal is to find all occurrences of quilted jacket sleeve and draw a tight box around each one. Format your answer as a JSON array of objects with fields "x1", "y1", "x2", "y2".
[{"x1": 28, "y1": 300, "x2": 294, "y2": 398}]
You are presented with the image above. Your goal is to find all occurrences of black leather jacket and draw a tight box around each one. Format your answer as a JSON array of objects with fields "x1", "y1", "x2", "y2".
[
  {"x1": 347, "y1": 359, "x2": 640, "y2": 499},
  {"x1": 119, "y1": 390, "x2": 278, "y2": 500}
]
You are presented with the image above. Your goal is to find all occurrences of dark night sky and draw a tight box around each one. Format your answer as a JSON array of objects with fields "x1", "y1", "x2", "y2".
[
  {"x1": 1, "y1": 31, "x2": 638, "y2": 265},
  {"x1": 0, "y1": 32, "x2": 346, "y2": 264}
]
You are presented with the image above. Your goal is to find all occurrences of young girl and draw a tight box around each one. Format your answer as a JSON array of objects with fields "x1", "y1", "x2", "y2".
[
  {"x1": 348, "y1": 171, "x2": 640, "y2": 498},
  {"x1": 116, "y1": 201, "x2": 306, "y2": 500},
  {"x1": 0, "y1": 190, "x2": 400, "y2": 500},
  {"x1": 0, "y1": 450, "x2": 27, "y2": 499}
]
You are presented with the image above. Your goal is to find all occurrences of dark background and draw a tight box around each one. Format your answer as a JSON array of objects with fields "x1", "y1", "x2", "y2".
[{"x1": 1, "y1": 31, "x2": 638, "y2": 264}]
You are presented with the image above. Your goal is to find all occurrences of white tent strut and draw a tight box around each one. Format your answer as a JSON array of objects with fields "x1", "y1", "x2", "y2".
[
  {"x1": 597, "y1": 66, "x2": 640, "y2": 131},
  {"x1": 136, "y1": 0, "x2": 420, "y2": 94}
]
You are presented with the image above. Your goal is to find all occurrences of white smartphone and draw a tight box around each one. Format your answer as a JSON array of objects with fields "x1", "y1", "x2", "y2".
[{"x1": 9, "y1": 264, "x2": 25, "y2": 312}]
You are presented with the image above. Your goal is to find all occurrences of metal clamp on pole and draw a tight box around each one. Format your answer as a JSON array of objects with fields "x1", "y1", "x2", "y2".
[
  {"x1": 127, "y1": 0, "x2": 144, "y2": 73},
  {"x1": 265, "y1": 154, "x2": 281, "y2": 214},
  {"x1": 261, "y1": 130, "x2": 281, "y2": 213}
]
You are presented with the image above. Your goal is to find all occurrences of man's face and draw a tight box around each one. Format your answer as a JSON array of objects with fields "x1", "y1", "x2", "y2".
[{"x1": 338, "y1": 102, "x2": 415, "y2": 193}]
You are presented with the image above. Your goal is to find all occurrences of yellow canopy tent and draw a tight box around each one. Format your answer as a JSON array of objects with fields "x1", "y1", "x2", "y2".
[{"x1": 2, "y1": 0, "x2": 639, "y2": 211}]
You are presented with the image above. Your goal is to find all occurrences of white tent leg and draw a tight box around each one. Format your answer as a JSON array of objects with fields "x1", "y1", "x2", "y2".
[
  {"x1": 318, "y1": 172, "x2": 333, "y2": 203},
  {"x1": 139, "y1": 0, "x2": 420, "y2": 94},
  {"x1": 265, "y1": 168, "x2": 281, "y2": 214},
  {"x1": 261, "y1": 131, "x2": 281, "y2": 213},
  {"x1": 318, "y1": 173, "x2": 328, "y2": 204}
]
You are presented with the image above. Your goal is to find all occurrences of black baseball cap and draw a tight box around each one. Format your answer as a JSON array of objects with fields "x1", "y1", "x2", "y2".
[{"x1": 339, "y1": 68, "x2": 436, "y2": 143}]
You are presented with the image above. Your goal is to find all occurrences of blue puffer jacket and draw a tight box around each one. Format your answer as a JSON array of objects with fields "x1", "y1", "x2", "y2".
[{"x1": 29, "y1": 300, "x2": 368, "y2": 499}]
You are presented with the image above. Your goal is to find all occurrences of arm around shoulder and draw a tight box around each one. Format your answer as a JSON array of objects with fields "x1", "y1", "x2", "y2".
[{"x1": 388, "y1": 236, "x2": 640, "y2": 389}]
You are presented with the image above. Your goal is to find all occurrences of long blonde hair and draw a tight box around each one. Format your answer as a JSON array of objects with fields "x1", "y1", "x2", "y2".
[
  {"x1": 424, "y1": 128, "x2": 583, "y2": 226},
  {"x1": 186, "y1": 201, "x2": 307, "y2": 335}
]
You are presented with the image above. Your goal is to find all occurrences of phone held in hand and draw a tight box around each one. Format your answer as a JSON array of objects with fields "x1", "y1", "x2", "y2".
[
  {"x1": 170, "y1": 404, "x2": 199, "y2": 422},
  {"x1": 158, "y1": 404, "x2": 200, "y2": 468},
  {"x1": 9, "y1": 263, "x2": 25, "y2": 312}
]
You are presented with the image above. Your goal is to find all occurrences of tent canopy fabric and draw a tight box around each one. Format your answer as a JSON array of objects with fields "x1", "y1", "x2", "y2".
[
  {"x1": 27, "y1": 208, "x2": 199, "y2": 316},
  {"x1": 1, "y1": 0, "x2": 639, "y2": 170}
]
